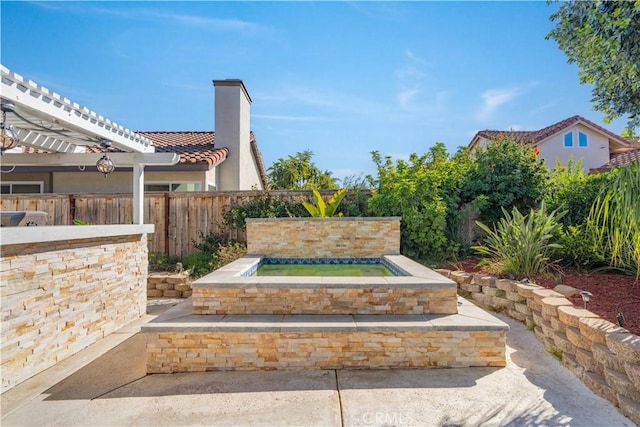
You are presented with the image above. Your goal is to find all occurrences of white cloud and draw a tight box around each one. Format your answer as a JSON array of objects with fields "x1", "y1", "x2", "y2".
[
  {"x1": 397, "y1": 88, "x2": 421, "y2": 110},
  {"x1": 476, "y1": 87, "x2": 520, "y2": 121}
]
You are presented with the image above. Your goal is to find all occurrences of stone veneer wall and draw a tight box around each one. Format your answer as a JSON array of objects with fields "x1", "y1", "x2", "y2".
[
  {"x1": 0, "y1": 234, "x2": 149, "y2": 393},
  {"x1": 146, "y1": 330, "x2": 506, "y2": 373},
  {"x1": 246, "y1": 217, "x2": 401, "y2": 258},
  {"x1": 440, "y1": 269, "x2": 640, "y2": 425},
  {"x1": 148, "y1": 272, "x2": 192, "y2": 298},
  {"x1": 192, "y1": 287, "x2": 457, "y2": 315}
]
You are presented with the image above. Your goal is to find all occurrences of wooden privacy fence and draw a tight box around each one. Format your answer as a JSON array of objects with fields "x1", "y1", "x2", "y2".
[{"x1": 1, "y1": 191, "x2": 316, "y2": 259}]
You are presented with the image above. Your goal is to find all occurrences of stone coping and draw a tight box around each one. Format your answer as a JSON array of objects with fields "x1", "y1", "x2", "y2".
[
  {"x1": 142, "y1": 297, "x2": 509, "y2": 333},
  {"x1": 245, "y1": 217, "x2": 401, "y2": 222},
  {"x1": 0, "y1": 224, "x2": 155, "y2": 246},
  {"x1": 192, "y1": 254, "x2": 456, "y2": 290}
]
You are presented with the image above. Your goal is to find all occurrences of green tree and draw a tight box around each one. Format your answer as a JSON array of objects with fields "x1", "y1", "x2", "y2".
[
  {"x1": 367, "y1": 143, "x2": 472, "y2": 262},
  {"x1": 267, "y1": 150, "x2": 338, "y2": 190},
  {"x1": 462, "y1": 137, "x2": 548, "y2": 225},
  {"x1": 547, "y1": 1, "x2": 640, "y2": 132}
]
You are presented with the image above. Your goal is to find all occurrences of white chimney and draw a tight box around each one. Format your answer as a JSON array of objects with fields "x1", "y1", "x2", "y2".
[{"x1": 213, "y1": 79, "x2": 255, "y2": 191}]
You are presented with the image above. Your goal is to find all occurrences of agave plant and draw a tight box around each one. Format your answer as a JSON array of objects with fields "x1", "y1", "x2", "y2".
[
  {"x1": 473, "y1": 201, "x2": 565, "y2": 277},
  {"x1": 302, "y1": 188, "x2": 347, "y2": 218}
]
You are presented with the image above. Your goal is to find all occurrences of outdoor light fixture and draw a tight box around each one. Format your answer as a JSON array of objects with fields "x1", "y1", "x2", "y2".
[
  {"x1": 0, "y1": 102, "x2": 19, "y2": 154},
  {"x1": 579, "y1": 291, "x2": 593, "y2": 310},
  {"x1": 96, "y1": 140, "x2": 115, "y2": 177}
]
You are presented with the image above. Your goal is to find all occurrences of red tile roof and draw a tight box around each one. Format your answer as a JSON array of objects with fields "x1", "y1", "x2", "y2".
[
  {"x1": 471, "y1": 115, "x2": 632, "y2": 149},
  {"x1": 597, "y1": 147, "x2": 640, "y2": 171},
  {"x1": 83, "y1": 131, "x2": 229, "y2": 166}
]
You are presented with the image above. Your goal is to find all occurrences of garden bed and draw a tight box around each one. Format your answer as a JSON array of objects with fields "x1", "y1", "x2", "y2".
[{"x1": 449, "y1": 258, "x2": 640, "y2": 336}]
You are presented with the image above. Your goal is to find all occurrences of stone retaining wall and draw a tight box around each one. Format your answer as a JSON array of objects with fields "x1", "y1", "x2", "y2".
[
  {"x1": 246, "y1": 217, "x2": 401, "y2": 258},
  {"x1": 146, "y1": 330, "x2": 506, "y2": 372},
  {"x1": 148, "y1": 272, "x2": 191, "y2": 298},
  {"x1": 440, "y1": 269, "x2": 640, "y2": 425},
  {"x1": 1, "y1": 232, "x2": 149, "y2": 393}
]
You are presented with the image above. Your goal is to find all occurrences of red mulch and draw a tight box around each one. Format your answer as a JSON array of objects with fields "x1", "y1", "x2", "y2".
[{"x1": 444, "y1": 258, "x2": 640, "y2": 337}]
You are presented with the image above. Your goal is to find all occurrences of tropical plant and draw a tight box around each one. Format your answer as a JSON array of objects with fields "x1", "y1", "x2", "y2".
[
  {"x1": 267, "y1": 150, "x2": 338, "y2": 189},
  {"x1": 462, "y1": 136, "x2": 548, "y2": 225},
  {"x1": 302, "y1": 188, "x2": 347, "y2": 217},
  {"x1": 547, "y1": 0, "x2": 640, "y2": 132},
  {"x1": 473, "y1": 201, "x2": 565, "y2": 277},
  {"x1": 587, "y1": 163, "x2": 640, "y2": 278}
]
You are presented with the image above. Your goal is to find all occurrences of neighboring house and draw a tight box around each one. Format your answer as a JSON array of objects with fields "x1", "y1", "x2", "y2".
[
  {"x1": 1, "y1": 79, "x2": 268, "y2": 194},
  {"x1": 468, "y1": 115, "x2": 635, "y2": 173}
]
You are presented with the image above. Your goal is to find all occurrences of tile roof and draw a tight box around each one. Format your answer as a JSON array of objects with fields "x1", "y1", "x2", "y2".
[
  {"x1": 83, "y1": 131, "x2": 229, "y2": 166},
  {"x1": 471, "y1": 115, "x2": 632, "y2": 149},
  {"x1": 597, "y1": 147, "x2": 640, "y2": 171}
]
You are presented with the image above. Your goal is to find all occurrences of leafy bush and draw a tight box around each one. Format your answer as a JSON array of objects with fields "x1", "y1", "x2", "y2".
[
  {"x1": 302, "y1": 188, "x2": 347, "y2": 217},
  {"x1": 462, "y1": 136, "x2": 548, "y2": 225},
  {"x1": 367, "y1": 143, "x2": 472, "y2": 262},
  {"x1": 473, "y1": 202, "x2": 565, "y2": 277},
  {"x1": 183, "y1": 230, "x2": 248, "y2": 278},
  {"x1": 554, "y1": 225, "x2": 605, "y2": 271},
  {"x1": 222, "y1": 191, "x2": 309, "y2": 232},
  {"x1": 545, "y1": 159, "x2": 611, "y2": 227},
  {"x1": 148, "y1": 252, "x2": 181, "y2": 272},
  {"x1": 212, "y1": 241, "x2": 247, "y2": 270}
]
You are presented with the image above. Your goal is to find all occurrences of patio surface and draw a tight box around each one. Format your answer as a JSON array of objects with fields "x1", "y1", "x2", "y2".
[{"x1": 0, "y1": 299, "x2": 633, "y2": 426}]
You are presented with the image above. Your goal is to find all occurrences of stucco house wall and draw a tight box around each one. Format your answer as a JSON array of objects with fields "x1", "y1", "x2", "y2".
[
  {"x1": 537, "y1": 123, "x2": 610, "y2": 171},
  {"x1": 50, "y1": 171, "x2": 210, "y2": 193}
]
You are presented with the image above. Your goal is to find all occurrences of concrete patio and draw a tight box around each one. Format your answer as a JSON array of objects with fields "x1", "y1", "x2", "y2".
[{"x1": 0, "y1": 299, "x2": 633, "y2": 426}]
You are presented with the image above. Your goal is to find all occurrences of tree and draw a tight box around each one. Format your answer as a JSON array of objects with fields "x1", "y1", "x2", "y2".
[
  {"x1": 547, "y1": 1, "x2": 640, "y2": 132},
  {"x1": 267, "y1": 150, "x2": 338, "y2": 190},
  {"x1": 461, "y1": 136, "x2": 548, "y2": 225}
]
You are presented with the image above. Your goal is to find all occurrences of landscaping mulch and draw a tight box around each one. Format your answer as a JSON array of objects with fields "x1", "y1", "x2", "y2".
[{"x1": 447, "y1": 258, "x2": 640, "y2": 337}]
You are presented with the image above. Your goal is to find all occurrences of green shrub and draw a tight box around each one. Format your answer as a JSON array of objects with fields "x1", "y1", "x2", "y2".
[
  {"x1": 462, "y1": 136, "x2": 548, "y2": 225},
  {"x1": 367, "y1": 144, "x2": 471, "y2": 263},
  {"x1": 222, "y1": 191, "x2": 308, "y2": 232},
  {"x1": 183, "y1": 231, "x2": 248, "y2": 278},
  {"x1": 554, "y1": 225, "x2": 605, "y2": 271},
  {"x1": 148, "y1": 252, "x2": 181, "y2": 272},
  {"x1": 473, "y1": 201, "x2": 565, "y2": 277},
  {"x1": 212, "y1": 241, "x2": 247, "y2": 270}
]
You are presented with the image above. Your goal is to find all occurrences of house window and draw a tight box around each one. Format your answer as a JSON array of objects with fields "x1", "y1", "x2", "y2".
[
  {"x1": 0, "y1": 182, "x2": 44, "y2": 194},
  {"x1": 144, "y1": 182, "x2": 201, "y2": 192},
  {"x1": 578, "y1": 132, "x2": 588, "y2": 147},
  {"x1": 564, "y1": 132, "x2": 573, "y2": 147}
]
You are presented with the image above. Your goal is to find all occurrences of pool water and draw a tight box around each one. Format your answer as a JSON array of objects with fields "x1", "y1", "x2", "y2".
[{"x1": 256, "y1": 263, "x2": 395, "y2": 277}]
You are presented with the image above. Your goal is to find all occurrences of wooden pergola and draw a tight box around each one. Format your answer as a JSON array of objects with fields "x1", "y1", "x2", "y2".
[{"x1": 0, "y1": 65, "x2": 179, "y2": 224}]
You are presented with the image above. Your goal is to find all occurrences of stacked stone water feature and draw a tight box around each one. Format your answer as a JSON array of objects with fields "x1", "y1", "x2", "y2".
[{"x1": 143, "y1": 217, "x2": 508, "y2": 373}]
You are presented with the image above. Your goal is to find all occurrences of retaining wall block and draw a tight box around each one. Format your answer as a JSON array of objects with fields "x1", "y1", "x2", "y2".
[
  {"x1": 540, "y1": 297, "x2": 573, "y2": 322},
  {"x1": 505, "y1": 291, "x2": 522, "y2": 302},
  {"x1": 606, "y1": 332, "x2": 640, "y2": 365},
  {"x1": 507, "y1": 310, "x2": 526, "y2": 323},
  {"x1": 582, "y1": 318, "x2": 628, "y2": 346},
  {"x1": 156, "y1": 282, "x2": 174, "y2": 291},
  {"x1": 575, "y1": 347, "x2": 603, "y2": 376},
  {"x1": 460, "y1": 282, "x2": 481, "y2": 293},
  {"x1": 562, "y1": 352, "x2": 584, "y2": 379},
  {"x1": 618, "y1": 394, "x2": 640, "y2": 426},
  {"x1": 514, "y1": 302, "x2": 529, "y2": 315},
  {"x1": 604, "y1": 367, "x2": 640, "y2": 402},
  {"x1": 592, "y1": 342, "x2": 626, "y2": 373},
  {"x1": 449, "y1": 271, "x2": 473, "y2": 285},
  {"x1": 532, "y1": 289, "x2": 563, "y2": 306},
  {"x1": 473, "y1": 274, "x2": 495, "y2": 288},
  {"x1": 583, "y1": 371, "x2": 619, "y2": 406},
  {"x1": 147, "y1": 289, "x2": 163, "y2": 298},
  {"x1": 495, "y1": 279, "x2": 518, "y2": 292},
  {"x1": 516, "y1": 283, "x2": 543, "y2": 299},
  {"x1": 566, "y1": 325, "x2": 593, "y2": 351},
  {"x1": 625, "y1": 362, "x2": 640, "y2": 390},
  {"x1": 549, "y1": 316, "x2": 566, "y2": 334},
  {"x1": 558, "y1": 306, "x2": 600, "y2": 329},
  {"x1": 552, "y1": 330, "x2": 575, "y2": 356}
]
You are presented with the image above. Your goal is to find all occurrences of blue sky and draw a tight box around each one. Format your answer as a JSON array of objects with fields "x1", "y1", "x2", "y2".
[{"x1": 0, "y1": 1, "x2": 629, "y2": 182}]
